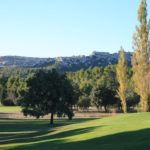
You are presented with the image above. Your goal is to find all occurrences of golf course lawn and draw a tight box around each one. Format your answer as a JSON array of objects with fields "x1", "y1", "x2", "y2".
[
  {"x1": 0, "y1": 113, "x2": 150, "y2": 150},
  {"x1": 0, "y1": 106, "x2": 21, "y2": 113}
]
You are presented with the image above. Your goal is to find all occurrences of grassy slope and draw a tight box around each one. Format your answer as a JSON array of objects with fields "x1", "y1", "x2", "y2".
[
  {"x1": 0, "y1": 106, "x2": 21, "y2": 113},
  {"x1": 0, "y1": 113, "x2": 150, "y2": 150}
]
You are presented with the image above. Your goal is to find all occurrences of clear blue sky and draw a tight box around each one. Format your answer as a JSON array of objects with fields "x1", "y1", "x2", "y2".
[{"x1": 0, "y1": 0, "x2": 149, "y2": 58}]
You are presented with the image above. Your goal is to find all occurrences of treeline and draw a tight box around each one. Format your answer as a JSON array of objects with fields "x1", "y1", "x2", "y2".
[
  {"x1": 67, "y1": 65, "x2": 139, "y2": 112},
  {"x1": 0, "y1": 65, "x2": 139, "y2": 112}
]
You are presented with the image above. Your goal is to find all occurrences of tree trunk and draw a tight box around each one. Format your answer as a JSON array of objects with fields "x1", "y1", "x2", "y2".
[
  {"x1": 104, "y1": 105, "x2": 107, "y2": 113},
  {"x1": 141, "y1": 95, "x2": 149, "y2": 112},
  {"x1": 50, "y1": 113, "x2": 54, "y2": 126}
]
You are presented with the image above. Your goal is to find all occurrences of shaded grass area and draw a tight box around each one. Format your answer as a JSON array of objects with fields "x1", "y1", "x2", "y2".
[
  {"x1": 1, "y1": 113, "x2": 150, "y2": 150},
  {"x1": 0, "y1": 106, "x2": 21, "y2": 113}
]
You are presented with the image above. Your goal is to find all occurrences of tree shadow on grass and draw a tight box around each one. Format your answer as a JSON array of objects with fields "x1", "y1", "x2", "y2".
[
  {"x1": 0, "y1": 118, "x2": 100, "y2": 146},
  {"x1": 0, "y1": 125, "x2": 102, "y2": 145},
  {"x1": 6, "y1": 128, "x2": 150, "y2": 150},
  {"x1": 0, "y1": 118, "x2": 98, "y2": 132}
]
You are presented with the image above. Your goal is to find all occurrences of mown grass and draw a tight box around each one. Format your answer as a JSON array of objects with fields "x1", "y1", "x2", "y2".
[
  {"x1": 0, "y1": 106, "x2": 21, "y2": 113},
  {"x1": 0, "y1": 113, "x2": 150, "y2": 150}
]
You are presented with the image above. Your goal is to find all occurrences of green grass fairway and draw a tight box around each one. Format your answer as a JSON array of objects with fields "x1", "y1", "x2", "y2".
[
  {"x1": 1, "y1": 113, "x2": 150, "y2": 150},
  {"x1": 0, "y1": 106, "x2": 21, "y2": 113}
]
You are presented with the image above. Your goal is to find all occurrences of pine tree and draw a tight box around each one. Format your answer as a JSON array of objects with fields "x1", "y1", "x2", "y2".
[
  {"x1": 132, "y1": 0, "x2": 150, "y2": 112},
  {"x1": 116, "y1": 48, "x2": 128, "y2": 113}
]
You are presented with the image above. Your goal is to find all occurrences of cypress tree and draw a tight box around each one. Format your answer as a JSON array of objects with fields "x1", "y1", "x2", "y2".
[
  {"x1": 116, "y1": 47, "x2": 128, "y2": 113},
  {"x1": 132, "y1": 0, "x2": 150, "y2": 112}
]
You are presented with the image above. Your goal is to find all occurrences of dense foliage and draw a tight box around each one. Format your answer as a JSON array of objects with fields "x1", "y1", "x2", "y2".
[
  {"x1": 20, "y1": 69, "x2": 76, "y2": 125},
  {"x1": 0, "y1": 64, "x2": 140, "y2": 113}
]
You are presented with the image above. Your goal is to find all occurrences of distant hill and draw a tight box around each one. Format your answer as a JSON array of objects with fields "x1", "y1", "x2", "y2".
[{"x1": 0, "y1": 51, "x2": 132, "y2": 72}]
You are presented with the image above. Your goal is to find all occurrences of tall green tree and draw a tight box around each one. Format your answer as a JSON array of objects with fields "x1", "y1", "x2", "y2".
[
  {"x1": 20, "y1": 70, "x2": 75, "y2": 125},
  {"x1": 132, "y1": 0, "x2": 150, "y2": 112},
  {"x1": 116, "y1": 48, "x2": 128, "y2": 113}
]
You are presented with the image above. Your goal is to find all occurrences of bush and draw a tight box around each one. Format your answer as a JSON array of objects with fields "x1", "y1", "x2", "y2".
[
  {"x1": 78, "y1": 96, "x2": 90, "y2": 111},
  {"x1": 126, "y1": 92, "x2": 140, "y2": 111},
  {"x1": 1, "y1": 99, "x2": 15, "y2": 106}
]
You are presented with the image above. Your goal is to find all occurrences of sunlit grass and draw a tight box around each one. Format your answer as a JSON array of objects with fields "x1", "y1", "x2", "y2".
[
  {"x1": 0, "y1": 106, "x2": 21, "y2": 113},
  {"x1": 0, "y1": 113, "x2": 150, "y2": 150}
]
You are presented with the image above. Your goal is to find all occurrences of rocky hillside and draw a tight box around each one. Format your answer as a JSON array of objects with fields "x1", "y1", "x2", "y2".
[{"x1": 0, "y1": 51, "x2": 132, "y2": 71}]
